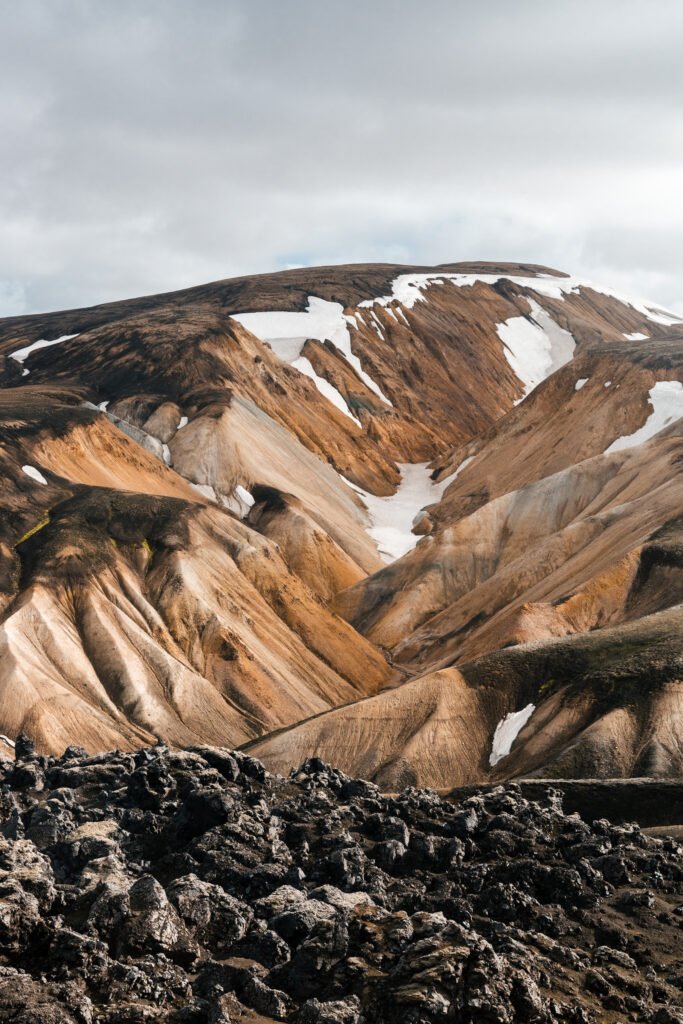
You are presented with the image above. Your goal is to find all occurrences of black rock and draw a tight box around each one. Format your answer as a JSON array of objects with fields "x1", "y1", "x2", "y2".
[{"x1": 0, "y1": 742, "x2": 681, "y2": 1022}]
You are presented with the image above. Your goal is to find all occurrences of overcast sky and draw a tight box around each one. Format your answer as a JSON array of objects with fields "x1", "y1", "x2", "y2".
[{"x1": 2, "y1": 0, "x2": 683, "y2": 316}]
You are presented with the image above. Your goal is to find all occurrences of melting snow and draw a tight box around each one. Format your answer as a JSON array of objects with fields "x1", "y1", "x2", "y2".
[
  {"x1": 369, "y1": 312, "x2": 384, "y2": 337},
  {"x1": 605, "y1": 380, "x2": 683, "y2": 453},
  {"x1": 22, "y1": 465, "x2": 48, "y2": 486},
  {"x1": 233, "y1": 273, "x2": 676, "y2": 414},
  {"x1": 10, "y1": 334, "x2": 78, "y2": 367},
  {"x1": 177, "y1": 415, "x2": 188, "y2": 430},
  {"x1": 489, "y1": 704, "x2": 536, "y2": 766},
  {"x1": 345, "y1": 462, "x2": 453, "y2": 563},
  {"x1": 575, "y1": 378, "x2": 589, "y2": 391},
  {"x1": 190, "y1": 481, "x2": 254, "y2": 518},
  {"x1": 496, "y1": 298, "x2": 576, "y2": 397},
  {"x1": 624, "y1": 331, "x2": 649, "y2": 341},
  {"x1": 232, "y1": 297, "x2": 392, "y2": 407},
  {"x1": 292, "y1": 356, "x2": 362, "y2": 426}
]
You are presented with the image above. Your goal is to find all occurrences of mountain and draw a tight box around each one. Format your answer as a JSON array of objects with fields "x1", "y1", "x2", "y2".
[{"x1": 1, "y1": 260, "x2": 683, "y2": 786}]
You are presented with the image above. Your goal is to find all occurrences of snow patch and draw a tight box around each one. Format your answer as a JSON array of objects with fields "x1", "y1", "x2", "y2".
[
  {"x1": 496, "y1": 298, "x2": 576, "y2": 397},
  {"x1": 489, "y1": 704, "x2": 536, "y2": 766},
  {"x1": 190, "y1": 480, "x2": 254, "y2": 518},
  {"x1": 177, "y1": 416, "x2": 188, "y2": 430},
  {"x1": 0, "y1": 735, "x2": 15, "y2": 750},
  {"x1": 292, "y1": 355, "x2": 362, "y2": 426},
  {"x1": 236, "y1": 484, "x2": 254, "y2": 507},
  {"x1": 22, "y1": 465, "x2": 48, "y2": 486},
  {"x1": 228, "y1": 485, "x2": 255, "y2": 518},
  {"x1": 369, "y1": 312, "x2": 384, "y2": 337},
  {"x1": 98, "y1": 400, "x2": 109, "y2": 411},
  {"x1": 10, "y1": 334, "x2": 78, "y2": 366},
  {"x1": 345, "y1": 462, "x2": 453, "y2": 563},
  {"x1": 232, "y1": 297, "x2": 392, "y2": 407},
  {"x1": 624, "y1": 332, "x2": 649, "y2": 341},
  {"x1": 361, "y1": 271, "x2": 683, "y2": 327},
  {"x1": 605, "y1": 381, "x2": 683, "y2": 453},
  {"x1": 574, "y1": 378, "x2": 589, "y2": 391}
]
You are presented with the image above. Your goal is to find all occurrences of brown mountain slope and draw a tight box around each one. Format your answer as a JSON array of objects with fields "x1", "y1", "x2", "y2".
[
  {"x1": 250, "y1": 310, "x2": 683, "y2": 787},
  {"x1": 1, "y1": 260, "x2": 683, "y2": 774},
  {"x1": 253, "y1": 458, "x2": 683, "y2": 785},
  {"x1": 245, "y1": 668, "x2": 494, "y2": 791},
  {"x1": 431, "y1": 335, "x2": 683, "y2": 528},
  {"x1": 0, "y1": 261, "x2": 562, "y2": 344},
  {"x1": 245, "y1": 484, "x2": 367, "y2": 601},
  {"x1": 2, "y1": 262, "x2": 675, "y2": 592}
]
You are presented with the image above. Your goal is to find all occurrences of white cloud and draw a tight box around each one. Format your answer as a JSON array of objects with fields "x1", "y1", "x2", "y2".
[{"x1": 2, "y1": 1, "x2": 683, "y2": 313}]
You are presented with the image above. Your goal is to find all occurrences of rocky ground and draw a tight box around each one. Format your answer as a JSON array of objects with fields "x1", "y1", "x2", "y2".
[{"x1": 2, "y1": 739, "x2": 683, "y2": 1023}]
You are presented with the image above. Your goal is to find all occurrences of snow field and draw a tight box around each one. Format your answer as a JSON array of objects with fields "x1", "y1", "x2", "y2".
[
  {"x1": 232, "y1": 297, "x2": 392, "y2": 411},
  {"x1": 345, "y1": 462, "x2": 456, "y2": 562}
]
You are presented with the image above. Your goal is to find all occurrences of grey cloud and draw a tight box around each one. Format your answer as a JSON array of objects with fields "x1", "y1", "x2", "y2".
[{"x1": 2, "y1": 0, "x2": 683, "y2": 315}]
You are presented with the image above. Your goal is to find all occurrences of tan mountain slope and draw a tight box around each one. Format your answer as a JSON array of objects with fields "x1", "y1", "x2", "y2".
[
  {"x1": 430, "y1": 335, "x2": 683, "y2": 528},
  {"x1": 463, "y1": 596, "x2": 683, "y2": 782},
  {"x1": 252, "y1": 337, "x2": 683, "y2": 787},
  {"x1": 245, "y1": 485, "x2": 366, "y2": 601},
  {"x1": 246, "y1": 668, "x2": 495, "y2": 791},
  {"x1": 338, "y1": 432, "x2": 683, "y2": 665},
  {"x1": 335, "y1": 337, "x2": 683, "y2": 653},
  {"x1": 248, "y1": 596, "x2": 683, "y2": 788},
  {"x1": 1, "y1": 487, "x2": 391, "y2": 755}
]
